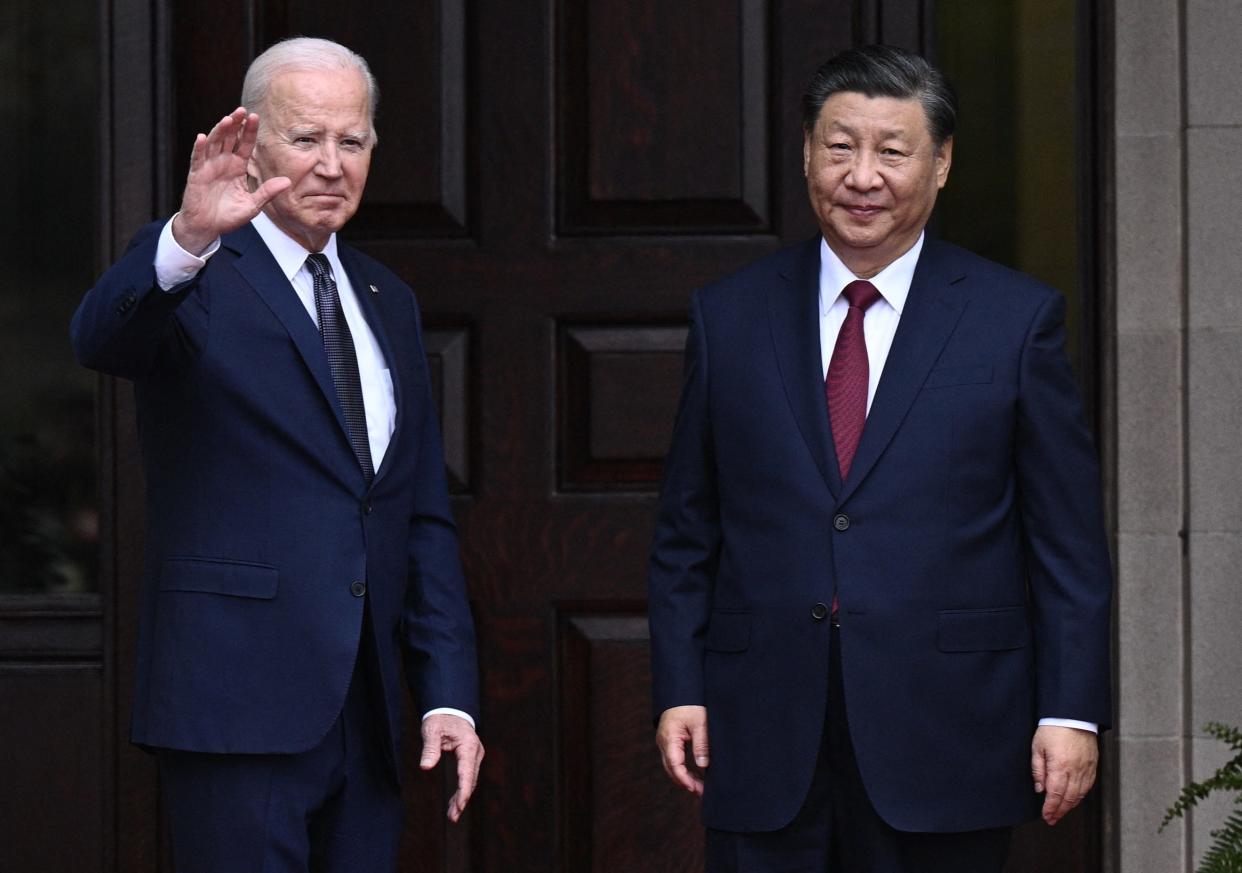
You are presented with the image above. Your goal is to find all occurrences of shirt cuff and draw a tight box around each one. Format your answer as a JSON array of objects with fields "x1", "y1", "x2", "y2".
[
  {"x1": 154, "y1": 213, "x2": 221, "y2": 291},
  {"x1": 421, "y1": 707, "x2": 476, "y2": 730},
  {"x1": 1038, "y1": 717, "x2": 1098, "y2": 734}
]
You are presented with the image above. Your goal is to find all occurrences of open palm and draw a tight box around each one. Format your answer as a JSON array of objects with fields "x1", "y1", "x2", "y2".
[{"x1": 172, "y1": 107, "x2": 291, "y2": 255}]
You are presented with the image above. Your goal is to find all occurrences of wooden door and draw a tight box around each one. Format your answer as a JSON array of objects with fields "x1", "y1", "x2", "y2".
[{"x1": 90, "y1": 1, "x2": 1103, "y2": 871}]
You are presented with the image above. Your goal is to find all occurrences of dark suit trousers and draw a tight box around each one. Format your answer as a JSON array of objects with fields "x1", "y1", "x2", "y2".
[
  {"x1": 706, "y1": 627, "x2": 1013, "y2": 873},
  {"x1": 158, "y1": 616, "x2": 403, "y2": 873}
]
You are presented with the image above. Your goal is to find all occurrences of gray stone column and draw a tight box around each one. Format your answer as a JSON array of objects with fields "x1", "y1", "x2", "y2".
[{"x1": 1112, "y1": 0, "x2": 1242, "y2": 870}]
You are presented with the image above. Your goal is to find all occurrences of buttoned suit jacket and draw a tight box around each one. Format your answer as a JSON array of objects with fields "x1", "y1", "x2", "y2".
[
  {"x1": 648, "y1": 236, "x2": 1112, "y2": 834},
  {"x1": 71, "y1": 220, "x2": 479, "y2": 765}
]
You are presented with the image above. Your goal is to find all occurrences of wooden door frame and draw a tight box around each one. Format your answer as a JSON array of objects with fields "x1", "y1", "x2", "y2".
[{"x1": 99, "y1": 0, "x2": 176, "y2": 868}]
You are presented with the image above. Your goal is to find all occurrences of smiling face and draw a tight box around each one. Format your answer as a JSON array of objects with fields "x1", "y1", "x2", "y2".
[
  {"x1": 248, "y1": 66, "x2": 374, "y2": 252},
  {"x1": 803, "y1": 91, "x2": 952, "y2": 278}
]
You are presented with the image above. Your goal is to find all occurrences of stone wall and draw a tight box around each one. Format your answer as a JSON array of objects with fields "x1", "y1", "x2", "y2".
[{"x1": 1112, "y1": 0, "x2": 1242, "y2": 869}]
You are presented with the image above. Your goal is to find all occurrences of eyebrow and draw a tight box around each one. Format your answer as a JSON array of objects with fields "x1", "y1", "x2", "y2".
[
  {"x1": 825, "y1": 121, "x2": 914, "y2": 141},
  {"x1": 283, "y1": 125, "x2": 372, "y2": 142}
]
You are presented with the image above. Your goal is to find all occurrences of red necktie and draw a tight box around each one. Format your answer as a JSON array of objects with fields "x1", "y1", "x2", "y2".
[
  {"x1": 825, "y1": 280, "x2": 882, "y2": 481},
  {"x1": 826, "y1": 280, "x2": 881, "y2": 620}
]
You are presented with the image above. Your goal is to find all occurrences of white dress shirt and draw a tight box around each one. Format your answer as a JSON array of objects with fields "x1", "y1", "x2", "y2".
[
  {"x1": 816, "y1": 233, "x2": 1096, "y2": 736},
  {"x1": 152, "y1": 214, "x2": 473, "y2": 730}
]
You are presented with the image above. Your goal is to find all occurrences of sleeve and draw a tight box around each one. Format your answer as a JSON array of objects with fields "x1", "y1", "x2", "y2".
[
  {"x1": 647, "y1": 290, "x2": 721, "y2": 719},
  {"x1": 70, "y1": 219, "x2": 206, "y2": 380},
  {"x1": 1015, "y1": 290, "x2": 1114, "y2": 729},
  {"x1": 154, "y1": 214, "x2": 220, "y2": 290},
  {"x1": 400, "y1": 288, "x2": 481, "y2": 725}
]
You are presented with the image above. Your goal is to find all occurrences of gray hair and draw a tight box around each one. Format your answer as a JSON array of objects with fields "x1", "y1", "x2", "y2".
[
  {"x1": 241, "y1": 37, "x2": 379, "y2": 142},
  {"x1": 802, "y1": 44, "x2": 956, "y2": 146}
]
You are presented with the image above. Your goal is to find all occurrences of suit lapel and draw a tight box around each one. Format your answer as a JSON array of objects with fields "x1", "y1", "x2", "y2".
[
  {"x1": 768, "y1": 238, "x2": 841, "y2": 497},
  {"x1": 225, "y1": 225, "x2": 350, "y2": 440},
  {"x1": 838, "y1": 239, "x2": 968, "y2": 503},
  {"x1": 337, "y1": 245, "x2": 405, "y2": 485}
]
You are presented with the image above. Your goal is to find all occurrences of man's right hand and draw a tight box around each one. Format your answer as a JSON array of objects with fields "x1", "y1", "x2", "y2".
[
  {"x1": 172, "y1": 107, "x2": 292, "y2": 256},
  {"x1": 656, "y1": 705, "x2": 709, "y2": 796}
]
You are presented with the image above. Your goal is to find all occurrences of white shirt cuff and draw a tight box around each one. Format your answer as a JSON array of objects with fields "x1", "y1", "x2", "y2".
[
  {"x1": 1038, "y1": 717, "x2": 1098, "y2": 734},
  {"x1": 154, "y1": 213, "x2": 221, "y2": 290},
  {"x1": 422, "y1": 707, "x2": 476, "y2": 730}
]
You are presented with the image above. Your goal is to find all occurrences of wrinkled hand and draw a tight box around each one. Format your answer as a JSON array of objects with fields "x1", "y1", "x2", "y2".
[
  {"x1": 172, "y1": 107, "x2": 292, "y2": 255},
  {"x1": 1031, "y1": 725, "x2": 1098, "y2": 825},
  {"x1": 420, "y1": 714, "x2": 484, "y2": 822},
  {"x1": 656, "y1": 705, "x2": 709, "y2": 796}
]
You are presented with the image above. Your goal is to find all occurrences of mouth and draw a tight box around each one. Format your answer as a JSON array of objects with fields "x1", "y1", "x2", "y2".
[{"x1": 840, "y1": 203, "x2": 884, "y2": 218}]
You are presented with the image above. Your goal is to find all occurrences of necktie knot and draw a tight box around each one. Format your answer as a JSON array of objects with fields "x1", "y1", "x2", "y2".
[
  {"x1": 305, "y1": 252, "x2": 331, "y2": 281},
  {"x1": 843, "y1": 279, "x2": 881, "y2": 312}
]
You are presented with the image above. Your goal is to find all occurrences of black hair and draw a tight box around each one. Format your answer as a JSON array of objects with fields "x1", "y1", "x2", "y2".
[{"x1": 801, "y1": 44, "x2": 957, "y2": 145}]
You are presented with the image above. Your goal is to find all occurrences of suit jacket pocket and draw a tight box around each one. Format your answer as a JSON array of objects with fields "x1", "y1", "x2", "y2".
[
  {"x1": 705, "y1": 611, "x2": 751, "y2": 653},
  {"x1": 925, "y1": 364, "x2": 993, "y2": 388},
  {"x1": 160, "y1": 557, "x2": 279, "y2": 599},
  {"x1": 937, "y1": 606, "x2": 1029, "y2": 652}
]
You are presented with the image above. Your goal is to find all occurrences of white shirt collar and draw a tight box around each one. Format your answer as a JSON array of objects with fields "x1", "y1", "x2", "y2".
[
  {"x1": 818, "y1": 232, "x2": 924, "y2": 316},
  {"x1": 250, "y1": 211, "x2": 341, "y2": 280}
]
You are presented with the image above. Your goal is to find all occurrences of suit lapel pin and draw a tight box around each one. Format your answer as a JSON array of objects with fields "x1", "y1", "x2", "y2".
[{"x1": 369, "y1": 284, "x2": 380, "y2": 294}]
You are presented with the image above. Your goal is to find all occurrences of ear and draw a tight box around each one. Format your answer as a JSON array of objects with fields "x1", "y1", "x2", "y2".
[
  {"x1": 802, "y1": 131, "x2": 811, "y2": 177},
  {"x1": 934, "y1": 136, "x2": 953, "y2": 189}
]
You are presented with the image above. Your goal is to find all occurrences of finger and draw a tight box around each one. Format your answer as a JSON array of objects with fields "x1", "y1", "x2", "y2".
[
  {"x1": 1030, "y1": 744, "x2": 1047, "y2": 795},
  {"x1": 658, "y1": 731, "x2": 696, "y2": 793},
  {"x1": 691, "y1": 718, "x2": 710, "y2": 769},
  {"x1": 420, "y1": 725, "x2": 443, "y2": 771},
  {"x1": 448, "y1": 749, "x2": 479, "y2": 822},
  {"x1": 1041, "y1": 765, "x2": 1071, "y2": 825},
  {"x1": 200, "y1": 115, "x2": 228, "y2": 162},
  {"x1": 205, "y1": 109, "x2": 245, "y2": 158},
  {"x1": 251, "y1": 176, "x2": 292, "y2": 210},
  {"x1": 229, "y1": 108, "x2": 249, "y2": 152},
  {"x1": 187, "y1": 132, "x2": 208, "y2": 175},
  {"x1": 670, "y1": 761, "x2": 704, "y2": 795},
  {"x1": 456, "y1": 742, "x2": 479, "y2": 803},
  {"x1": 667, "y1": 744, "x2": 704, "y2": 795},
  {"x1": 236, "y1": 112, "x2": 262, "y2": 158}
]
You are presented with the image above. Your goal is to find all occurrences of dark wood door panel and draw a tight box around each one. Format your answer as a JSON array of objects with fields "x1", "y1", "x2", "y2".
[
  {"x1": 559, "y1": 611, "x2": 704, "y2": 873},
  {"x1": 558, "y1": 0, "x2": 772, "y2": 234}
]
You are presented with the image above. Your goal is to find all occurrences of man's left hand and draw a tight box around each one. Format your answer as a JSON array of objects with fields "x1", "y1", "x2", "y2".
[
  {"x1": 1030, "y1": 725, "x2": 1098, "y2": 826},
  {"x1": 420, "y1": 714, "x2": 485, "y2": 822}
]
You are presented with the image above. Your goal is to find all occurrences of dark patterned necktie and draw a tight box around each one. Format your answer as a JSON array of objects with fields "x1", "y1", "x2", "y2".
[
  {"x1": 305, "y1": 253, "x2": 374, "y2": 484},
  {"x1": 825, "y1": 279, "x2": 882, "y2": 481}
]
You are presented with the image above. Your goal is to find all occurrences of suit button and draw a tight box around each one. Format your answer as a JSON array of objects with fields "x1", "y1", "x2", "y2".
[
  {"x1": 833, "y1": 514, "x2": 850, "y2": 531},
  {"x1": 811, "y1": 602, "x2": 829, "y2": 621},
  {"x1": 350, "y1": 580, "x2": 366, "y2": 597},
  {"x1": 361, "y1": 499, "x2": 373, "y2": 516}
]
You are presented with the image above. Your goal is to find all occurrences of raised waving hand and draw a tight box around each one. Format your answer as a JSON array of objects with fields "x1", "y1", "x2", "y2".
[{"x1": 171, "y1": 107, "x2": 291, "y2": 255}]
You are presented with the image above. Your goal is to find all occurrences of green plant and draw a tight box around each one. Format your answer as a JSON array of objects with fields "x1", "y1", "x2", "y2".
[{"x1": 1162, "y1": 722, "x2": 1242, "y2": 873}]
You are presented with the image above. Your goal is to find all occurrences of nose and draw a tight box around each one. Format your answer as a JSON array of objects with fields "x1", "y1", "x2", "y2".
[
  {"x1": 315, "y1": 143, "x2": 343, "y2": 178},
  {"x1": 845, "y1": 149, "x2": 882, "y2": 191}
]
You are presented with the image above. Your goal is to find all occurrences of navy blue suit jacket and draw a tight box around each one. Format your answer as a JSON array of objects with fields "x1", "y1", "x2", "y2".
[
  {"x1": 649, "y1": 237, "x2": 1112, "y2": 833},
  {"x1": 71, "y1": 221, "x2": 479, "y2": 764}
]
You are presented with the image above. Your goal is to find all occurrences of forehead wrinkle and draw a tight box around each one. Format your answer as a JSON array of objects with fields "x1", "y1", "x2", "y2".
[{"x1": 822, "y1": 118, "x2": 919, "y2": 143}]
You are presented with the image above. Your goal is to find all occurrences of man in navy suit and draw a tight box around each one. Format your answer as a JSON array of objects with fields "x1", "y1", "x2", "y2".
[
  {"x1": 72, "y1": 37, "x2": 482, "y2": 873},
  {"x1": 649, "y1": 45, "x2": 1112, "y2": 872}
]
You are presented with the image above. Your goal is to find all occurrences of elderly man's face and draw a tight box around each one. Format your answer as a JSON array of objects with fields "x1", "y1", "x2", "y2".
[
  {"x1": 248, "y1": 67, "x2": 373, "y2": 252},
  {"x1": 803, "y1": 92, "x2": 951, "y2": 278}
]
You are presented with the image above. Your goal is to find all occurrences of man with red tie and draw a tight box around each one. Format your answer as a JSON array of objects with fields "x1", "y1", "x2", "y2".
[{"x1": 649, "y1": 44, "x2": 1111, "y2": 872}]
